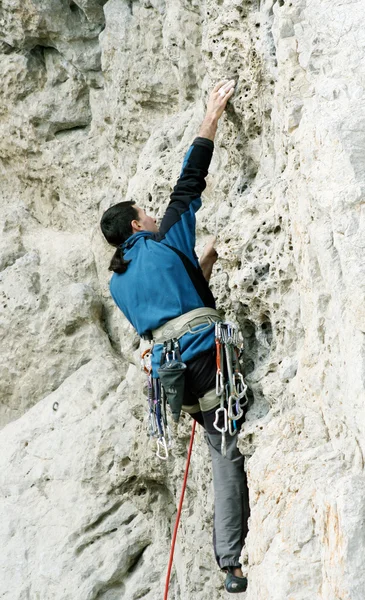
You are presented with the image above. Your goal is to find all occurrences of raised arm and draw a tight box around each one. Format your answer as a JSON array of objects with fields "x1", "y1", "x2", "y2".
[
  {"x1": 158, "y1": 80, "x2": 235, "y2": 261},
  {"x1": 198, "y1": 79, "x2": 236, "y2": 141}
]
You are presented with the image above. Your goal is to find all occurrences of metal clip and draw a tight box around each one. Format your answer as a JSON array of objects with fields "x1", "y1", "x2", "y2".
[
  {"x1": 240, "y1": 394, "x2": 249, "y2": 409},
  {"x1": 156, "y1": 436, "x2": 169, "y2": 460},
  {"x1": 141, "y1": 348, "x2": 152, "y2": 374},
  {"x1": 228, "y1": 418, "x2": 237, "y2": 436},
  {"x1": 165, "y1": 425, "x2": 173, "y2": 448},
  {"x1": 166, "y1": 350, "x2": 175, "y2": 362},
  {"x1": 148, "y1": 412, "x2": 157, "y2": 437},
  {"x1": 227, "y1": 395, "x2": 243, "y2": 421},
  {"x1": 221, "y1": 431, "x2": 227, "y2": 457},
  {"x1": 224, "y1": 345, "x2": 234, "y2": 392},
  {"x1": 213, "y1": 406, "x2": 228, "y2": 433},
  {"x1": 235, "y1": 373, "x2": 248, "y2": 399},
  {"x1": 216, "y1": 371, "x2": 224, "y2": 396}
]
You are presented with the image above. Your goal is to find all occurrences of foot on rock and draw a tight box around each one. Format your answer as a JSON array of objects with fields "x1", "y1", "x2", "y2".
[{"x1": 224, "y1": 568, "x2": 248, "y2": 594}]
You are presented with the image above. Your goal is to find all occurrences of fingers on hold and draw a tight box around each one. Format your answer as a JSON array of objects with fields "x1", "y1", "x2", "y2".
[
  {"x1": 213, "y1": 79, "x2": 229, "y2": 92},
  {"x1": 223, "y1": 80, "x2": 236, "y2": 92}
]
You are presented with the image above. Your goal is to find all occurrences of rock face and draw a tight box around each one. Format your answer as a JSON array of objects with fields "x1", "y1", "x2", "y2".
[{"x1": 0, "y1": 1, "x2": 364, "y2": 599}]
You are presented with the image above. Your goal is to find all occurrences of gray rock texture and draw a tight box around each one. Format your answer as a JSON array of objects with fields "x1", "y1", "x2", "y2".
[{"x1": 1, "y1": 0, "x2": 365, "y2": 599}]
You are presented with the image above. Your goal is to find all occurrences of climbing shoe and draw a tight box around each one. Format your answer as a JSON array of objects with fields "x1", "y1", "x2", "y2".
[{"x1": 224, "y1": 567, "x2": 248, "y2": 594}]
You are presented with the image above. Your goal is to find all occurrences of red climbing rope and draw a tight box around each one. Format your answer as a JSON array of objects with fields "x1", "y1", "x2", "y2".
[{"x1": 163, "y1": 419, "x2": 197, "y2": 600}]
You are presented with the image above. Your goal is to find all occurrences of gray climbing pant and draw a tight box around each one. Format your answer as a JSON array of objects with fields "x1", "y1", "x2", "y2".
[
  {"x1": 181, "y1": 351, "x2": 250, "y2": 569},
  {"x1": 197, "y1": 389, "x2": 249, "y2": 569},
  {"x1": 205, "y1": 425, "x2": 249, "y2": 569}
]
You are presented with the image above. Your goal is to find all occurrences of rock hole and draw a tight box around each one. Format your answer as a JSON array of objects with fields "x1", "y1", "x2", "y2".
[{"x1": 124, "y1": 513, "x2": 137, "y2": 526}]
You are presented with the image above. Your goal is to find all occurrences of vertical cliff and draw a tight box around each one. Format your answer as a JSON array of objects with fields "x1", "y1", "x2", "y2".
[{"x1": 0, "y1": 1, "x2": 364, "y2": 599}]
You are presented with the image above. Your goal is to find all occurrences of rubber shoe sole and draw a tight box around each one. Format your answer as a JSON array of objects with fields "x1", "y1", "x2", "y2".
[{"x1": 224, "y1": 572, "x2": 248, "y2": 594}]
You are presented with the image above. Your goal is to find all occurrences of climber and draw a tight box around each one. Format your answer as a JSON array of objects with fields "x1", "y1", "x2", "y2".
[{"x1": 100, "y1": 80, "x2": 250, "y2": 594}]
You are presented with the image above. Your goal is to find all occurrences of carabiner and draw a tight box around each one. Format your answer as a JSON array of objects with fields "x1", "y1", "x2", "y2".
[
  {"x1": 228, "y1": 418, "x2": 237, "y2": 436},
  {"x1": 148, "y1": 412, "x2": 157, "y2": 437},
  {"x1": 221, "y1": 431, "x2": 227, "y2": 457},
  {"x1": 235, "y1": 373, "x2": 248, "y2": 399},
  {"x1": 141, "y1": 348, "x2": 152, "y2": 374},
  {"x1": 224, "y1": 344, "x2": 235, "y2": 392},
  {"x1": 227, "y1": 395, "x2": 243, "y2": 421},
  {"x1": 213, "y1": 406, "x2": 228, "y2": 433},
  {"x1": 240, "y1": 394, "x2": 249, "y2": 409},
  {"x1": 216, "y1": 370, "x2": 224, "y2": 396},
  {"x1": 156, "y1": 436, "x2": 169, "y2": 460}
]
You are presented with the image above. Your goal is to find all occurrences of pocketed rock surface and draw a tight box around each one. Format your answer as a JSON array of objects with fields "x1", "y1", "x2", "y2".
[{"x1": 1, "y1": 1, "x2": 364, "y2": 599}]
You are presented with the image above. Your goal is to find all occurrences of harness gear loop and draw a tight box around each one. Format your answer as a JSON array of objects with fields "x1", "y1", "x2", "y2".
[{"x1": 140, "y1": 347, "x2": 172, "y2": 459}]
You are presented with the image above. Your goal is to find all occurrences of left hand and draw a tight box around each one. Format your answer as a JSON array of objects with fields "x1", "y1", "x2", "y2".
[{"x1": 206, "y1": 80, "x2": 236, "y2": 122}]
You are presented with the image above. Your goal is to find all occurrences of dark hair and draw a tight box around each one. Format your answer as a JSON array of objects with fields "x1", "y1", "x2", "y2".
[{"x1": 100, "y1": 201, "x2": 139, "y2": 274}]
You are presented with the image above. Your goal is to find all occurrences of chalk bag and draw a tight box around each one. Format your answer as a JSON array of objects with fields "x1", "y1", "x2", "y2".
[{"x1": 158, "y1": 338, "x2": 186, "y2": 423}]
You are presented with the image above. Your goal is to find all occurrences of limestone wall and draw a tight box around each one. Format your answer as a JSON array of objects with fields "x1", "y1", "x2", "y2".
[{"x1": 0, "y1": 1, "x2": 364, "y2": 599}]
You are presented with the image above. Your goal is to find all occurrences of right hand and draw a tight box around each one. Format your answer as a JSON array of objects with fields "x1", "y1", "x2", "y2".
[
  {"x1": 200, "y1": 236, "x2": 218, "y2": 264},
  {"x1": 205, "y1": 80, "x2": 236, "y2": 121},
  {"x1": 199, "y1": 236, "x2": 218, "y2": 282}
]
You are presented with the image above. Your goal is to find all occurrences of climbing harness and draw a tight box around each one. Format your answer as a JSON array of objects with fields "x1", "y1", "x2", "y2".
[
  {"x1": 151, "y1": 306, "x2": 221, "y2": 343},
  {"x1": 213, "y1": 322, "x2": 248, "y2": 456},
  {"x1": 141, "y1": 320, "x2": 248, "y2": 461},
  {"x1": 141, "y1": 348, "x2": 171, "y2": 460}
]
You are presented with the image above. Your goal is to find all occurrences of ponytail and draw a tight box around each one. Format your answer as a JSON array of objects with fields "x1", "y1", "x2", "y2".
[
  {"x1": 100, "y1": 201, "x2": 139, "y2": 274},
  {"x1": 108, "y1": 246, "x2": 130, "y2": 274}
]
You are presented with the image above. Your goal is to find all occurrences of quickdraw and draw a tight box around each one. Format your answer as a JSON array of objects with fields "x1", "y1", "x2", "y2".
[
  {"x1": 213, "y1": 322, "x2": 248, "y2": 456},
  {"x1": 141, "y1": 348, "x2": 172, "y2": 460}
]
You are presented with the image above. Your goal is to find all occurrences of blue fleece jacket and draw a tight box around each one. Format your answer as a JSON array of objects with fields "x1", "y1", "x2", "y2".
[{"x1": 109, "y1": 137, "x2": 216, "y2": 376}]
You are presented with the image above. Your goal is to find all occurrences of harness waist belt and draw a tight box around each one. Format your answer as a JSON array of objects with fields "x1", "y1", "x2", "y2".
[{"x1": 152, "y1": 307, "x2": 222, "y2": 344}]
